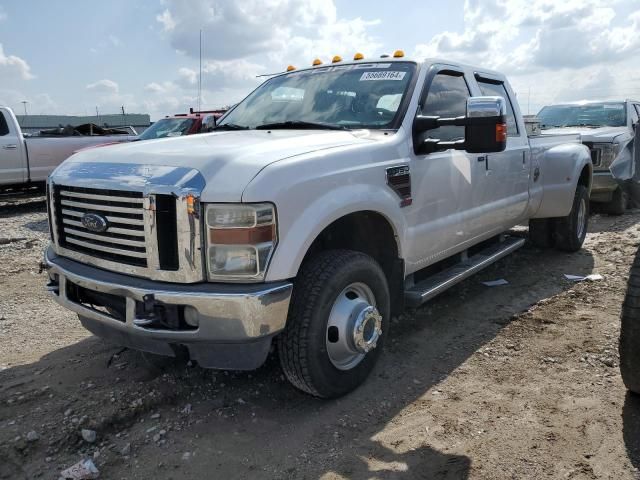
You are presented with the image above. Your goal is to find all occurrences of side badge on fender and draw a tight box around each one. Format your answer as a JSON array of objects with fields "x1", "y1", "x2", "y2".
[{"x1": 386, "y1": 165, "x2": 412, "y2": 207}]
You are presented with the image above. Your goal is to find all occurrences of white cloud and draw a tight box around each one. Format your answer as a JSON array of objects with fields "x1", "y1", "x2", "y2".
[
  {"x1": 144, "y1": 81, "x2": 178, "y2": 94},
  {"x1": 412, "y1": 0, "x2": 640, "y2": 113},
  {"x1": 178, "y1": 67, "x2": 197, "y2": 86},
  {"x1": 157, "y1": 0, "x2": 380, "y2": 65},
  {"x1": 414, "y1": 1, "x2": 640, "y2": 74},
  {"x1": 156, "y1": 9, "x2": 176, "y2": 31},
  {"x1": 0, "y1": 44, "x2": 35, "y2": 81},
  {"x1": 86, "y1": 79, "x2": 119, "y2": 94}
]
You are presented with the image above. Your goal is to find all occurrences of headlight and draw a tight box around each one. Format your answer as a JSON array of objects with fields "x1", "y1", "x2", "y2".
[
  {"x1": 593, "y1": 143, "x2": 620, "y2": 168},
  {"x1": 205, "y1": 203, "x2": 276, "y2": 281}
]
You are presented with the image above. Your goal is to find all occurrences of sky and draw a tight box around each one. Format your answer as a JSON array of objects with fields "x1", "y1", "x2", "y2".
[{"x1": 1, "y1": 0, "x2": 640, "y2": 120}]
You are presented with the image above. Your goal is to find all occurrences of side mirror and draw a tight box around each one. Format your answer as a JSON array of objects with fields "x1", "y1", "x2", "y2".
[
  {"x1": 413, "y1": 96, "x2": 507, "y2": 154},
  {"x1": 465, "y1": 96, "x2": 507, "y2": 153}
]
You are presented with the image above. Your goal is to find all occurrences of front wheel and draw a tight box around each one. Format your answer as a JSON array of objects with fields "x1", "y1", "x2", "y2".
[
  {"x1": 278, "y1": 250, "x2": 390, "y2": 398},
  {"x1": 553, "y1": 185, "x2": 589, "y2": 252}
]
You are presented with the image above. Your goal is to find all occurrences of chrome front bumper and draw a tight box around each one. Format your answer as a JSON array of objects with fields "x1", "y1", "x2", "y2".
[{"x1": 44, "y1": 247, "x2": 293, "y2": 369}]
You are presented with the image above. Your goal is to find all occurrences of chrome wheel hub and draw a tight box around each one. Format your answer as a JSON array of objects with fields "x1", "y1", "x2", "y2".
[
  {"x1": 326, "y1": 282, "x2": 381, "y2": 371},
  {"x1": 353, "y1": 306, "x2": 383, "y2": 353}
]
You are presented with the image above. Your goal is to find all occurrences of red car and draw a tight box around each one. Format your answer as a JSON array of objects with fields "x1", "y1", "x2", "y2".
[{"x1": 136, "y1": 108, "x2": 227, "y2": 141}]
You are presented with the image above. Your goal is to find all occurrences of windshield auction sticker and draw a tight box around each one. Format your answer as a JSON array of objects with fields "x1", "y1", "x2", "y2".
[{"x1": 360, "y1": 71, "x2": 406, "y2": 81}]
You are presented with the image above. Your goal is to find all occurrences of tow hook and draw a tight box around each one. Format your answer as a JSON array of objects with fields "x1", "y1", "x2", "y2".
[
  {"x1": 38, "y1": 261, "x2": 49, "y2": 274},
  {"x1": 133, "y1": 294, "x2": 158, "y2": 327}
]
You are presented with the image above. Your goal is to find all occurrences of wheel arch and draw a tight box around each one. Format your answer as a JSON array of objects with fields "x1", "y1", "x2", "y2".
[{"x1": 269, "y1": 207, "x2": 406, "y2": 315}]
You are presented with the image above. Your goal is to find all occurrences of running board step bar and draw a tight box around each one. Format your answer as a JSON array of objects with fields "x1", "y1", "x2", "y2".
[{"x1": 404, "y1": 236, "x2": 525, "y2": 308}]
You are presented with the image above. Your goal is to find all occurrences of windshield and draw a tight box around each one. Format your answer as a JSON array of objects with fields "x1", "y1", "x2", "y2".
[
  {"x1": 218, "y1": 61, "x2": 417, "y2": 130},
  {"x1": 138, "y1": 118, "x2": 196, "y2": 140},
  {"x1": 537, "y1": 103, "x2": 627, "y2": 129}
]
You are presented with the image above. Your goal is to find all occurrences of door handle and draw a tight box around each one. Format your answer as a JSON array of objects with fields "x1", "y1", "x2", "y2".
[
  {"x1": 2, "y1": 144, "x2": 17, "y2": 150},
  {"x1": 477, "y1": 155, "x2": 489, "y2": 170}
]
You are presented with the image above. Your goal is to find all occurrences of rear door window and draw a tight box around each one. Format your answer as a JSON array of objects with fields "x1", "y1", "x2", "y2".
[
  {"x1": 476, "y1": 79, "x2": 519, "y2": 136},
  {"x1": 0, "y1": 112, "x2": 9, "y2": 136}
]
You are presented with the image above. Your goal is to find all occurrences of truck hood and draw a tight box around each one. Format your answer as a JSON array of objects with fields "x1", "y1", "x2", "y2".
[
  {"x1": 58, "y1": 130, "x2": 374, "y2": 201},
  {"x1": 541, "y1": 126, "x2": 628, "y2": 142}
]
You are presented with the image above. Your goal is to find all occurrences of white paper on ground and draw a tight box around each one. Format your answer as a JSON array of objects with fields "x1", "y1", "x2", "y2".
[
  {"x1": 59, "y1": 458, "x2": 100, "y2": 480},
  {"x1": 482, "y1": 279, "x2": 509, "y2": 287},
  {"x1": 564, "y1": 274, "x2": 603, "y2": 282}
]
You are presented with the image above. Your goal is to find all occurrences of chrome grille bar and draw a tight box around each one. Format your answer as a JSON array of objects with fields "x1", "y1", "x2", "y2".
[
  {"x1": 60, "y1": 199, "x2": 143, "y2": 215},
  {"x1": 60, "y1": 190, "x2": 144, "y2": 204},
  {"x1": 61, "y1": 209, "x2": 144, "y2": 226},
  {"x1": 63, "y1": 228, "x2": 147, "y2": 247},
  {"x1": 65, "y1": 237, "x2": 147, "y2": 258},
  {"x1": 62, "y1": 218, "x2": 145, "y2": 237}
]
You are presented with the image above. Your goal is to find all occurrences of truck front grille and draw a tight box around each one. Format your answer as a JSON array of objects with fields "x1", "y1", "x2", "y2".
[{"x1": 54, "y1": 186, "x2": 147, "y2": 267}]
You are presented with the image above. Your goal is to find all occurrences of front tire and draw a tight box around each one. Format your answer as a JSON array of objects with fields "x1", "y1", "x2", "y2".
[
  {"x1": 278, "y1": 250, "x2": 390, "y2": 398},
  {"x1": 621, "y1": 251, "x2": 640, "y2": 394},
  {"x1": 553, "y1": 185, "x2": 589, "y2": 252}
]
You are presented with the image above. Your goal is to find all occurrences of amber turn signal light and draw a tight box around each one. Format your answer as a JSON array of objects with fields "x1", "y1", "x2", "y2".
[{"x1": 496, "y1": 123, "x2": 507, "y2": 142}]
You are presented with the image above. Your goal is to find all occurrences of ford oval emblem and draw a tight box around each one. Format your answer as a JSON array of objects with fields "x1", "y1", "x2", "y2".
[{"x1": 81, "y1": 213, "x2": 109, "y2": 233}]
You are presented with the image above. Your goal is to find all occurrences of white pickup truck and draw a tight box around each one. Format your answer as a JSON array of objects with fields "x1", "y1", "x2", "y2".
[
  {"x1": 0, "y1": 106, "x2": 135, "y2": 192},
  {"x1": 44, "y1": 55, "x2": 592, "y2": 398}
]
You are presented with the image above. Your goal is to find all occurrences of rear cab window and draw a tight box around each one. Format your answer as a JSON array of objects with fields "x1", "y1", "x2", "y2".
[{"x1": 476, "y1": 78, "x2": 519, "y2": 136}]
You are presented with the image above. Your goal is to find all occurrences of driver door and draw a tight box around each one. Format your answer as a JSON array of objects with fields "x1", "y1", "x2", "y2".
[{"x1": 405, "y1": 67, "x2": 487, "y2": 270}]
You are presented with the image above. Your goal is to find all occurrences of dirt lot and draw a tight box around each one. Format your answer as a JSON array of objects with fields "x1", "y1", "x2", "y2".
[{"x1": 1, "y1": 196, "x2": 639, "y2": 480}]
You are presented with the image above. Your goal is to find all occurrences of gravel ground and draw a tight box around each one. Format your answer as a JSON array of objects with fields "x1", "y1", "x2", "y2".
[{"x1": 0, "y1": 197, "x2": 639, "y2": 479}]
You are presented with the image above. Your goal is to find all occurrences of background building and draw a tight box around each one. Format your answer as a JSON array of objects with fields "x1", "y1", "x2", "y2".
[{"x1": 16, "y1": 113, "x2": 151, "y2": 135}]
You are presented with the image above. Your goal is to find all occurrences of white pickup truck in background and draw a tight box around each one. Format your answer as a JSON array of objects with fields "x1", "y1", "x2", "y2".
[
  {"x1": 0, "y1": 106, "x2": 136, "y2": 193},
  {"x1": 44, "y1": 55, "x2": 592, "y2": 398}
]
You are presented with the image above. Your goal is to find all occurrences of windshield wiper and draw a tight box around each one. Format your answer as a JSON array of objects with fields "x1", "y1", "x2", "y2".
[
  {"x1": 255, "y1": 121, "x2": 348, "y2": 131},
  {"x1": 563, "y1": 123, "x2": 603, "y2": 128},
  {"x1": 213, "y1": 123, "x2": 250, "y2": 131}
]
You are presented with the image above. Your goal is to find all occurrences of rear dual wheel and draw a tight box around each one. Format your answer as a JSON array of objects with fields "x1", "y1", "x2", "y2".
[
  {"x1": 278, "y1": 250, "x2": 390, "y2": 398},
  {"x1": 529, "y1": 185, "x2": 589, "y2": 252}
]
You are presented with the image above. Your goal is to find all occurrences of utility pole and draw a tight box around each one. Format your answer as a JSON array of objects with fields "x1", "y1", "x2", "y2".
[
  {"x1": 198, "y1": 29, "x2": 203, "y2": 112},
  {"x1": 21, "y1": 100, "x2": 28, "y2": 116}
]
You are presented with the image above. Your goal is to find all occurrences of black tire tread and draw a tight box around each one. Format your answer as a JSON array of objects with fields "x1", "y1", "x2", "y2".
[
  {"x1": 278, "y1": 250, "x2": 384, "y2": 398},
  {"x1": 621, "y1": 255, "x2": 640, "y2": 394},
  {"x1": 553, "y1": 185, "x2": 589, "y2": 252}
]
